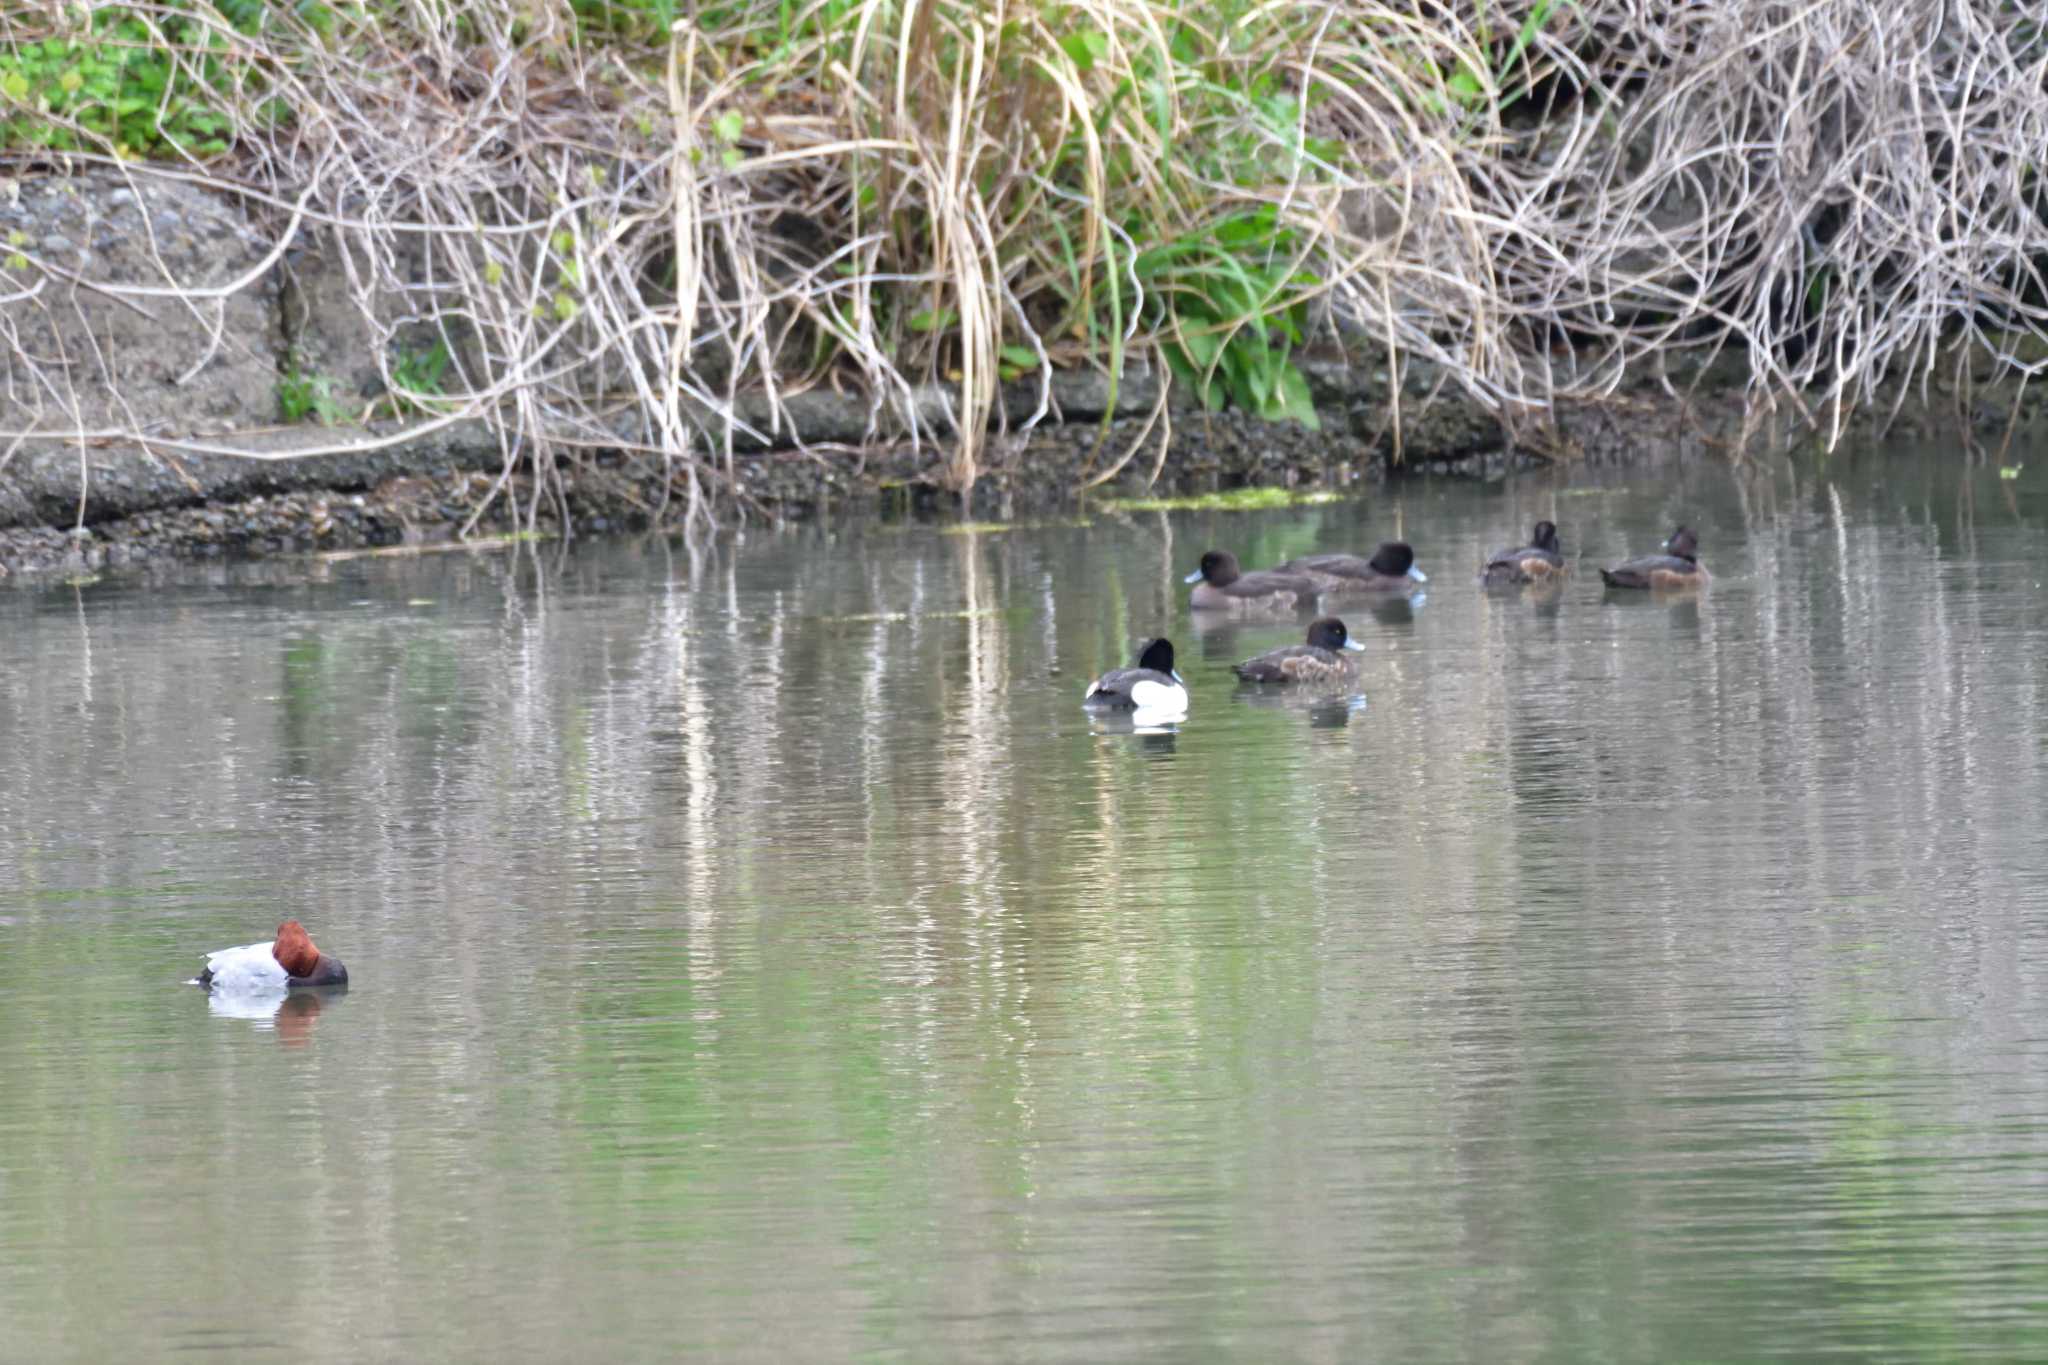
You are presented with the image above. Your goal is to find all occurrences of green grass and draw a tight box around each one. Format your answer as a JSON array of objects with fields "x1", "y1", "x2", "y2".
[{"x1": 1095, "y1": 487, "x2": 1349, "y2": 513}]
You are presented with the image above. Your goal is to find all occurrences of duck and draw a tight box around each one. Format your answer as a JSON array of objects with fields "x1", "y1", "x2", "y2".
[
  {"x1": 1481, "y1": 521, "x2": 1565, "y2": 584},
  {"x1": 1083, "y1": 637, "x2": 1188, "y2": 716},
  {"x1": 1183, "y1": 550, "x2": 1322, "y2": 613},
  {"x1": 1232, "y1": 617, "x2": 1366, "y2": 685},
  {"x1": 195, "y1": 920, "x2": 348, "y2": 993},
  {"x1": 1600, "y1": 525, "x2": 1710, "y2": 590},
  {"x1": 1278, "y1": 542, "x2": 1428, "y2": 593}
]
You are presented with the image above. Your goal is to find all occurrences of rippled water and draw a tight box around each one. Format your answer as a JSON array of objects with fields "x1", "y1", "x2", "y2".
[{"x1": 4, "y1": 445, "x2": 2048, "y2": 1361}]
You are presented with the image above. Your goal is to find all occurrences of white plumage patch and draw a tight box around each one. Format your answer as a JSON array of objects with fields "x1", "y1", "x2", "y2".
[
  {"x1": 1128, "y1": 678, "x2": 1188, "y2": 713},
  {"x1": 197, "y1": 940, "x2": 288, "y2": 995}
]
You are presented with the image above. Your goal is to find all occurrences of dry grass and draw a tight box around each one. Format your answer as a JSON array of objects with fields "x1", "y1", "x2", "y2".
[{"x1": 1, "y1": 0, "x2": 2045, "y2": 531}]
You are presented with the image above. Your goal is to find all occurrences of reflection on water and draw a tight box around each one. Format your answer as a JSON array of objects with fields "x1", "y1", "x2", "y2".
[
  {"x1": 203, "y1": 985, "x2": 338, "y2": 1049},
  {"x1": 4, "y1": 444, "x2": 2048, "y2": 1360},
  {"x1": 1234, "y1": 687, "x2": 1369, "y2": 730}
]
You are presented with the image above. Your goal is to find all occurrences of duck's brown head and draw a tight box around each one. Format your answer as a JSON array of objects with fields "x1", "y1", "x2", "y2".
[{"x1": 272, "y1": 920, "x2": 322, "y2": 979}]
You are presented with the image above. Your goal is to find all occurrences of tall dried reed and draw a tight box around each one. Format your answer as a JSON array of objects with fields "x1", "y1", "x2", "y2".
[{"x1": 1, "y1": 0, "x2": 2043, "y2": 530}]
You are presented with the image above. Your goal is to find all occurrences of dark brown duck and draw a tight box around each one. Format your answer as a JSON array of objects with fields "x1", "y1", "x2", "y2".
[
  {"x1": 1184, "y1": 550, "x2": 1323, "y2": 613},
  {"x1": 1482, "y1": 521, "x2": 1565, "y2": 585},
  {"x1": 1279, "y1": 542, "x2": 1428, "y2": 593},
  {"x1": 1600, "y1": 526, "x2": 1710, "y2": 590},
  {"x1": 1232, "y1": 617, "x2": 1366, "y2": 685}
]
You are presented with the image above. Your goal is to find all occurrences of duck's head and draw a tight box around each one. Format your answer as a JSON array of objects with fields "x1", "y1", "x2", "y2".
[
  {"x1": 1369, "y1": 542, "x2": 1427, "y2": 583},
  {"x1": 272, "y1": 920, "x2": 322, "y2": 978},
  {"x1": 1184, "y1": 550, "x2": 1240, "y2": 587},
  {"x1": 1136, "y1": 637, "x2": 1183, "y2": 683},
  {"x1": 1663, "y1": 526, "x2": 1699, "y2": 559},
  {"x1": 1306, "y1": 617, "x2": 1366, "y2": 653},
  {"x1": 1532, "y1": 521, "x2": 1560, "y2": 552}
]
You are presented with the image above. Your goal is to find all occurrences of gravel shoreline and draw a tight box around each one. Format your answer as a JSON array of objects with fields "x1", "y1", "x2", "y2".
[
  {"x1": 4, "y1": 372, "x2": 2028, "y2": 582},
  {"x1": 0, "y1": 404, "x2": 1471, "y2": 579}
]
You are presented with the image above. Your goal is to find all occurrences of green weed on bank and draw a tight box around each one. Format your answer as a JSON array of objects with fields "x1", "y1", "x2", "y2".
[{"x1": 0, "y1": 6, "x2": 257, "y2": 158}]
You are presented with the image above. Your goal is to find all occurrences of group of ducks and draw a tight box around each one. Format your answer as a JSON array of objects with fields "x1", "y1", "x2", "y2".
[
  {"x1": 1084, "y1": 521, "x2": 1710, "y2": 719},
  {"x1": 189, "y1": 523, "x2": 1707, "y2": 1000}
]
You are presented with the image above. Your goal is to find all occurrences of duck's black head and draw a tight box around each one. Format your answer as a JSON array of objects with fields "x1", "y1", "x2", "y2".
[
  {"x1": 1304, "y1": 617, "x2": 1362, "y2": 652},
  {"x1": 1136, "y1": 637, "x2": 1178, "y2": 676},
  {"x1": 1186, "y1": 550, "x2": 1240, "y2": 586},
  {"x1": 1368, "y1": 542, "x2": 1416, "y2": 577},
  {"x1": 1532, "y1": 521, "x2": 1560, "y2": 552},
  {"x1": 1663, "y1": 526, "x2": 1699, "y2": 560}
]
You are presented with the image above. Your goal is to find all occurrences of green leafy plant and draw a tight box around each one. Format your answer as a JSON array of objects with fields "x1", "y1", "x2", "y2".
[
  {"x1": 374, "y1": 339, "x2": 454, "y2": 418},
  {"x1": 393, "y1": 339, "x2": 450, "y2": 393},
  {"x1": 1138, "y1": 206, "x2": 1320, "y2": 429},
  {"x1": 277, "y1": 364, "x2": 352, "y2": 425},
  {"x1": 0, "y1": 8, "x2": 250, "y2": 158}
]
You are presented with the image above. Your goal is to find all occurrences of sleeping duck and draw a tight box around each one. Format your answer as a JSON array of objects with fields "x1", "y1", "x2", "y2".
[{"x1": 195, "y1": 920, "x2": 348, "y2": 993}]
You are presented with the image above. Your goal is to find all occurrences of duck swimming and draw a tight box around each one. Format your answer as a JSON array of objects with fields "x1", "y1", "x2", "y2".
[
  {"x1": 1083, "y1": 637, "x2": 1188, "y2": 716},
  {"x1": 1600, "y1": 526, "x2": 1710, "y2": 590},
  {"x1": 1184, "y1": 550, "x2": 1322, "y2": 613},
  {"x1": 1279, "y1": 542, "x2": 1428, "y2": 593},
  {"x1": 195, "y1": 920, "x2": 348, "y2": 993},
  {"x1": 1481, "y1": 521, "x2": 1565, "y2": 585},
  {"x1": 1232, "y1": 617, "x2": 1366, "y2": 685}
]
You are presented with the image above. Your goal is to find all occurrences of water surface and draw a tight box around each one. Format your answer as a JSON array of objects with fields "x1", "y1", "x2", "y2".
[{"x1": 4, "y1": 445, "x2": 2048, "y2": 1360}]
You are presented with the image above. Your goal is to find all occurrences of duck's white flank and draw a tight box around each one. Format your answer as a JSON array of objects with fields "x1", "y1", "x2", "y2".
[
  {"x1": 1128, "y1": 677, "x2": 1187, "y2": 713},
  {"x1": 197, "y1": 940, "x2": 289, "y2": 995}
]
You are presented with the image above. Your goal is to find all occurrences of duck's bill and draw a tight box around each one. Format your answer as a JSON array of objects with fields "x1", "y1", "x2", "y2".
[
  {"x1": 1406, "y1": 566, "x2": 1429, "y2": 582},
  {"x1": 1343, "y1": 639, "x2": 1366, "y2": 651},
  {"x1": 1170, "y1": 669, "x2": 1186, "y2": 684},
  {"x1": 1182, "y1": 568, "x2": 1204, "y2": 584}
]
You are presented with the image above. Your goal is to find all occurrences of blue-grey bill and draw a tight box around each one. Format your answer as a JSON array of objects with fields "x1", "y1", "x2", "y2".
[{"x1": 1183, "y1": 568, "x2": 1204, "y2": 584}]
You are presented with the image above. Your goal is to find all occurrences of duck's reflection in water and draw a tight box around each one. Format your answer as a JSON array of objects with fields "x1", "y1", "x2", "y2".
[
  {"x1": 205, "y1": 986, "x2": 338, "y2": 1048},
  {"x1": 1087, "y1": 710, "x2": 1182, "y2": 752},
  {"x1": 1234, "y1": 686, "x2": 1368, "y2": 729}
]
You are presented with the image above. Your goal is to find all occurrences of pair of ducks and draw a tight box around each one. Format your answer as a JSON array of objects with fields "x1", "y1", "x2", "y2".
[
  {"x1": 1483, "y1": 520, "x2": 1708, "y2": 590},
  {"x1": 1083, "y1": 616, "x2": 1368, "y2": 717},
  {"x1": 1085, "y1": 523, "x2": 1711, "y2": 716},
  {"x1": 1183, "y1": 542, "x2": 1428, "y2": 612}
]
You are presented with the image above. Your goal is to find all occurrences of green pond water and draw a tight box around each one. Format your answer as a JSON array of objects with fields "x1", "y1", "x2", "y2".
[{"x1": 4, "y1": 445, "x2": 2048, "y2": 1361}]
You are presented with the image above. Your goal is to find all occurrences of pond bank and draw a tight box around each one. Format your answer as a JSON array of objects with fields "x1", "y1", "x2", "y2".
[
  {"x1": 3, "y1": 367, "x2": 2033, "y2": 581},
  {"x1": 1, "y1": 167, "x2": 2035, "y2": 581},
  {"x1": 0, "y1": 385, "x2": 1639, "y2": 578}
]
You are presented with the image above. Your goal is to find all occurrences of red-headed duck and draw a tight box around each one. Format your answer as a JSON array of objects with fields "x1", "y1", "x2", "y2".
[{"x1": 195, "y1": 919, "x2": 349, "y2": 993}]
